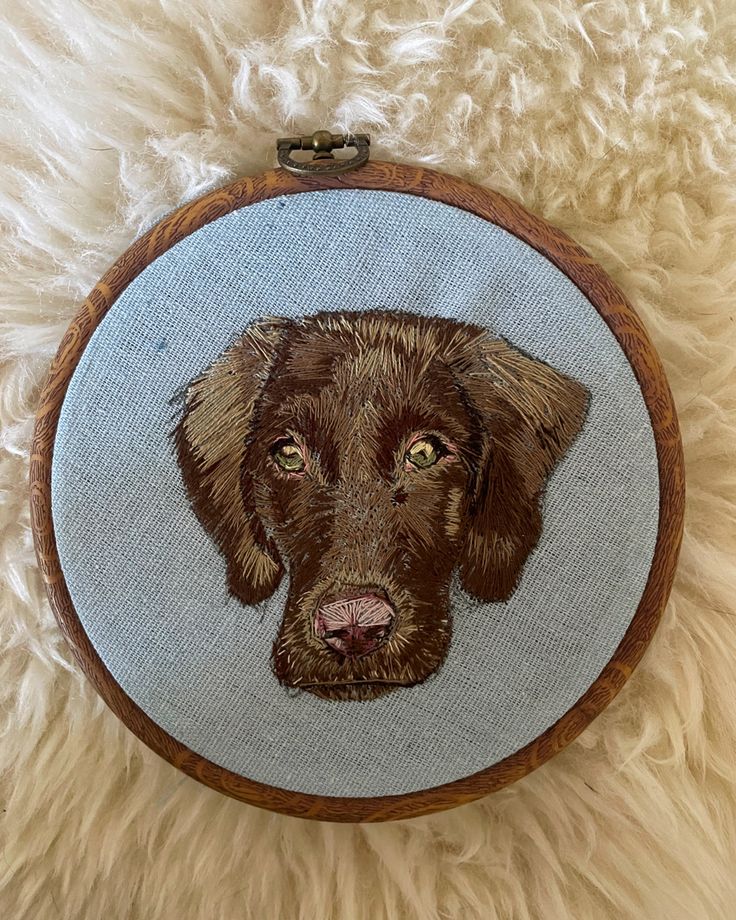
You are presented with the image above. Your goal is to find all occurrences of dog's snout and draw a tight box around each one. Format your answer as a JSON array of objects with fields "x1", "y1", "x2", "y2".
[{"x1": 315, "y1": 588, "x2": 395, "y2": 658}]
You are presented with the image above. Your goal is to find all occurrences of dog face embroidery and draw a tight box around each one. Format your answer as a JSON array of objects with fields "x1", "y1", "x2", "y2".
[{"x1": 175, "y1": 311, "x2": 588, "y2": 701}]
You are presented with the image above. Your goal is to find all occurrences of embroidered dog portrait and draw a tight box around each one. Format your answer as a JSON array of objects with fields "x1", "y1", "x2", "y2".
[{"x1": 175, "y1": 311, "x2": 589, "y2": 701}]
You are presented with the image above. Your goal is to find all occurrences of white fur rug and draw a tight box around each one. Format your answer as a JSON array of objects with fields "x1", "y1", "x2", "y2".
[{"x1": 1, "y1": 2, "x2": 735, "y2": 918}]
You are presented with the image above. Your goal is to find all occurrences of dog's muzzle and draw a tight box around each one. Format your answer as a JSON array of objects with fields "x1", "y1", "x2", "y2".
[{"x1": 314, "y1": 587, "x2": 395, "y2": 658}]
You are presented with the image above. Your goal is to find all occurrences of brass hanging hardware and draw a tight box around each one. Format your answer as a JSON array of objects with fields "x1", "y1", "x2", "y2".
[{"x1": 276, "y1": 130, "x2": 370, "y2": 176}]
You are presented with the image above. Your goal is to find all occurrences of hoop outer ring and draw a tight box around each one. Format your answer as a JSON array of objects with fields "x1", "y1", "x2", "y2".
[{"x1": 29, "y1": 162, "x2": 685, "y2": 822}]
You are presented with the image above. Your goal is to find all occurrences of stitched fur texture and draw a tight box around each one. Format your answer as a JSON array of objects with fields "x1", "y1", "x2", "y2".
[
  {"x1": 176, "y1": 311, "x2": 588, "y2": 699},
  {"x1": 1, "y1": 2, "x2": 735, "y2": 918}
]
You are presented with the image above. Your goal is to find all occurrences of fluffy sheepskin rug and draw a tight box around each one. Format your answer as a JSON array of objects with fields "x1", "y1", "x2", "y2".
[{"x1": 1, "y1": 2, "x2": 735, "y2": 918}]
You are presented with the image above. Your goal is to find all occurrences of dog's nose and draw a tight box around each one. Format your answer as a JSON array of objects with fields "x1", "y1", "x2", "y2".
[{"x1": 315, "y1": 589, "x2": 395, "y2": 658}]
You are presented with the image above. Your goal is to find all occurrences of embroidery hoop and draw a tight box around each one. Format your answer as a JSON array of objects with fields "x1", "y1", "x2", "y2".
[{"x1": 29, "y1": 142, "x2": 685, "y2": 823}]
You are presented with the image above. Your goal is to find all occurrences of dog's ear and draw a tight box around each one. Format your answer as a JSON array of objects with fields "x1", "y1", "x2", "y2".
[
  {"x1": 450, "y1": 332, "x2": 589, "y2": 601},
  {"x1": 175, "y1": 319, "x2": 290, "y2": 605}
]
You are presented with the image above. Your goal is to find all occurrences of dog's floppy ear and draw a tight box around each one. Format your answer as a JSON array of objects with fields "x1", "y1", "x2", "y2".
[
  {"x1": 451, "y1": 332, "x2": 589, "y2": 602},
  {"x1": 175, "y1": 319, "x2": 290, "y2": 605}
]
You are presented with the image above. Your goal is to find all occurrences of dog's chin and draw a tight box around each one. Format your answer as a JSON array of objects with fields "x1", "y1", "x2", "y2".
[{"x1": 273, "y1": 645, "x2": 449, "y2": 702}]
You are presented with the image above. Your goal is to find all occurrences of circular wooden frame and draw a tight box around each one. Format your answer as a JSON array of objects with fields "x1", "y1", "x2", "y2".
[{"x1": 29, "y1": 162, "x2": 685, "y2": 822}]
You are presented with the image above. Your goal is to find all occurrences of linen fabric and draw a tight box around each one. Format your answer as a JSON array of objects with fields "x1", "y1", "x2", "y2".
[{"x1": 51, "y1": 188, "x2": 659, "y2": 798}]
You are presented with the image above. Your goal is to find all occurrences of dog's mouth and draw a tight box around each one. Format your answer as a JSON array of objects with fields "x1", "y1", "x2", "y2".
[
  {"x1": 294, "y1": 677, "x2": 411, "y2": 689},
  {"x1": 294, "y1": 676, "x2": 412, "y2": 702}
]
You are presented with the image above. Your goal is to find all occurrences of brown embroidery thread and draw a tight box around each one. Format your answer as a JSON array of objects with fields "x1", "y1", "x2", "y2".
[{"x1": 175, "y1": 310, "x2": 589, "y2": 701}]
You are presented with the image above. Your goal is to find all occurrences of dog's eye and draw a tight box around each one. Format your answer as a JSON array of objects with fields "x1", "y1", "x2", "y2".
[
  {"x1": 272, "y1": 441, "x2": 306, "y2": 473},
  {"x1": 406, "y1": 437, "x2": 442, "y2": 470}
]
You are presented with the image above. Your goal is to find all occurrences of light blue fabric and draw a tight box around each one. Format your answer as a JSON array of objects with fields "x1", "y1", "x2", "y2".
[{"x1": 51, "y1": 189, "x2": 659, "y2": 798}]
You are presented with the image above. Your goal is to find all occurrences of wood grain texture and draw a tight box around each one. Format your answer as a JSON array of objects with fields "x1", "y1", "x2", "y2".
[{"x1": 29, "y1": 161, "x2": 685, "y2": 823}]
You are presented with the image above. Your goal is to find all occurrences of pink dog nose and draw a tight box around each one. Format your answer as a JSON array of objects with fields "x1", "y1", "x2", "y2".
[{"x1": 315, "y1": 589, "x2": 395, "y2": 658}]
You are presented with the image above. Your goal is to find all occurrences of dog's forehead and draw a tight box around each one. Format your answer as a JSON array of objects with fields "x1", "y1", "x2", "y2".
[
  {"x1": 281, "y1": 315, "x2": 446, "y2": 379},
  {"x1": 256, "y1": 314, "x2": 478, "y2": 442},
  {"x1": 273, "y1": 324, "x2": 454, "y2": 411}
]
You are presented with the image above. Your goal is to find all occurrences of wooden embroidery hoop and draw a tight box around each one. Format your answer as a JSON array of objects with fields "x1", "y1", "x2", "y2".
[{"x1": 29, "y1": 146, "x2": 685, "y2": 823}]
